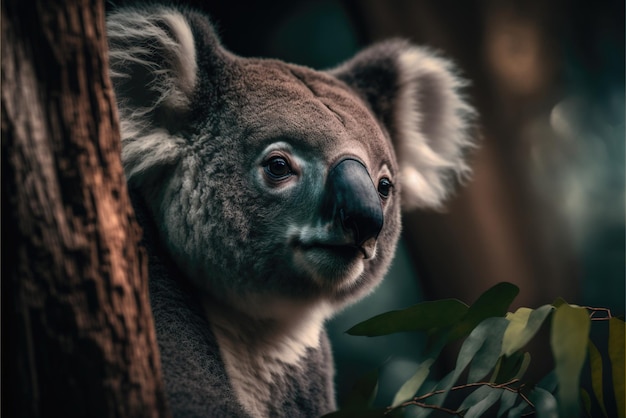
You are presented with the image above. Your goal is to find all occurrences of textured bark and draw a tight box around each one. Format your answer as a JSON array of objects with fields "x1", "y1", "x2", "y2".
[{"x1": 1, "y1": 0, "x2": 169, "y2": 416}]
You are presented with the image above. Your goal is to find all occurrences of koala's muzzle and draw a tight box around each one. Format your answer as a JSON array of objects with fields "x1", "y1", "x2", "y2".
[{"x1": 322, "y1": 159, "x2": 384, "y2": 259}]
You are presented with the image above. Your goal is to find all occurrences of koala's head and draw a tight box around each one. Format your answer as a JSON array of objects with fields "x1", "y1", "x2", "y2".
[{"x1": 107, "y1": 6, "x2": 474, "y2": 314}]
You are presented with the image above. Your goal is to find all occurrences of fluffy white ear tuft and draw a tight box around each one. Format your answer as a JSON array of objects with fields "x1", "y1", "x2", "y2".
[
  {"x1": 331, "y1": 40, "x2": 476, "y2": 210},
  {"x1": 394, "y1": 46, "x2": 476, "y2": 209},
  {"x1": 107, "y1": 7, "x2": 199, "y2": 186},
  {"x1": 107, "y1": 7, "x2": 198, "y2": 116}
]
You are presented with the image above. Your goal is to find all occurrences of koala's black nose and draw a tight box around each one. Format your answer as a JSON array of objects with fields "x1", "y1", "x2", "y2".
[{"x1": 322, "y1": 159, "x2": 384, "y2": 257}]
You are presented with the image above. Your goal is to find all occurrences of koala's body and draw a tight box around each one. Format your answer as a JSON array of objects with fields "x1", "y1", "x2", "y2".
[{"x1": 107, "y1": 5, "x2": 474, "y2": 418}]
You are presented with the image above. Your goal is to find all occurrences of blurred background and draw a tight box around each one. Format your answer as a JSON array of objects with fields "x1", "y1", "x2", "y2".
[{"x1": 113, "y1": 0, "x2": 625, "y2": 408}]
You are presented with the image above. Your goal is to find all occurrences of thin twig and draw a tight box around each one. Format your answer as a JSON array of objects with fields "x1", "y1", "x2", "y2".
[
  {"x1": 584, "y1": 306, "x2": 613, "y2": 320},
  {"x1": 386, "y1": 379, "x2": 534, "y2": 416},
  {"x1": 408, "y1": 379, "x2": 521, "y2": 403},
  {"x1": 517, "y1": 390, "x2": 535, "y2": 410}
]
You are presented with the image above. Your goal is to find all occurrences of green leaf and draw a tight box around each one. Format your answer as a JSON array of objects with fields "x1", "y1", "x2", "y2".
[
  {"x1": 529, "y1": 387, "x2": 558, "y2": 418},
  {"x1": 457, "y1": 385, "x2": 491, "y2": 411},
  {"x1": 609, "y1": 317, "x2": 625, "y2": 418},
  {"x1": 346, "y1": 299, "x2": 468, "y2": 337},
  {"x1": 552, "y1": 297, "x2": 568, "y2": 308},
  {"x1": 490, "y1": 356, "x2": 504, "y2": 383},
  {"x1": 506, "y1": 398, "x2": 531, "y2": 418},
  {"x1": 514, "y1": 352, "x2": 531, "y2": 380},
  {"x1": 588, "y1": 341, "x2": 608, "y2": 418},
  {"x1": 448, "y1": 282, "x2": 519, "y2": 342},
  {"x1": 410, "y1": 405, "x2": 434, "y2": 418},
  {"x1": 440, "y1": 317, "x2": 509, "y2": 406},
  {"x1": 468, "y1": 317, "x2": 510, "y2": 382},
  {"x1": 391, "y1": 358, "x2": 435, "y2": 407},
  {"x1": 457, "y1": 385, "x2": 501, "y2": 414},
  {"x1": 416, "y1": 369, "x2": 455, "y2": 413},
  {"x1": 497, "y1": 390, "x2": 518, "y2": 417},
  {"x1": 502, "y1": 305, "x2": 554, "y2": 356},
  {"x1": 491, "y1": 351, "x2": 531, "y2": 384},
  {"x1": 581, "y1": 388, "x2": 593, "y2": 418},
  {"x1": 342, "y1": 368, "x2": 379, "y2": 408},
  {"x1": 550, "y1": 303, "x2": 591, "y2": 417},
  {"x1": 464, "y1": 386, "x2": 503, "y2": 418}
]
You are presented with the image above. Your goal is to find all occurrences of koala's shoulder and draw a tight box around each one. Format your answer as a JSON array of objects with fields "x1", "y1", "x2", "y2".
[{"x1": 130, "y1": 194, "x2": 246, "y2": 416}]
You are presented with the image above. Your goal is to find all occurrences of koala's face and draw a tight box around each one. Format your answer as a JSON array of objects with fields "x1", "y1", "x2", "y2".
[
  {"x1": 152, "y1": 60, "x2": 403, "y2": 309},
  {"x1": 107, "y1": 7, "x2": 474, "y2": 312}
]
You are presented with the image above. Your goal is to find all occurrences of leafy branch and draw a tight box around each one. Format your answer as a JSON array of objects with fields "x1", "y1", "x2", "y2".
[
  {"x1": 324, "y1": 282, "x2": 625, "y2": 418},
  {"x1": 387, "y1": 379, "x2": 533, "y2": 416}
]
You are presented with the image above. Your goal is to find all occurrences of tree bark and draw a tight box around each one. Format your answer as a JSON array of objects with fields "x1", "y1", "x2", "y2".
[{"x1": 1, "y1": 0, "x2": 169, "y2": 416}]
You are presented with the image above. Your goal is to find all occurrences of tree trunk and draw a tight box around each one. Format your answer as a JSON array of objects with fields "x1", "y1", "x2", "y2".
[{"x1": 1, "y1": 0, "x2": 169, "y2": 416}]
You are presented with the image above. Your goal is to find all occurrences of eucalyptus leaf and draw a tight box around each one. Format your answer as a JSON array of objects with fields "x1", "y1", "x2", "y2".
[
  {"x1": 529, "y1": 387, "x2": 558, "y2": 418},
  {"x1": 448, "y1": 282, "x2": 519, "y2": 342},
  {"x1": 608, "y1": 317, "x2": 625, "y2": 418},
  {"x1": 436, "y1": 316, "x2": 509, "y2": 408},
  {"x1": 419, "y1": 369, "x2": 455, "y2": 411},
  {"x1": 490, "y1": 356, "x2": 504, "y2": 383},
  {"x1": 408, "y1": 405, "x2": 433, "y2": 418},
  {"x1": 457, "y1": 385, "x2": 497, "y2": 412},
  {"x1": 550, "y1": 304, "x2": 591, "y2": 417},
  {"x1": 454, "y1": 318, "x2": 503, "y2": 384},
  {"x1": 503, "y1": 307, "x2": 532, "y2": 350},
  {"x1": 513, "y1": 352, "x2": 531, "y2": 380},
  {"x1": 491, "y1": 351, "x2": 531, "y2": 384},
  {"x1": 506, "y1": 397, "x2": 531, "y2": 418},
  {"x1": 391, "y1": 358, "x2": 435, "y2": 407},
  {"x1": 588, "y1": 341, "x2": 608, "y2": 418},
  {"x1": 464, "y1": 387, "x2": 502, "y2": 418},
  {"x1": 346, "y1": 299, "x2": 468, "y2": 337},
  {"x1": 497, "y1": 390, "x2": 519, "y2": 417},
  {"x1": 552, "y1": 297, "x2": 568, "y2": 308},
  {"x1": 502, "y1": 305, "x2": 553, "y2": 356},
  {"x1": 468, "y1": 317, "x2": 510, "y2": 382}
]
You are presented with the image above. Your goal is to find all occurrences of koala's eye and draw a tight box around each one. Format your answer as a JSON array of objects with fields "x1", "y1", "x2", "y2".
[
  {"x1": 378, "y1": 178, "x2": 393, "y2": 199},
  {"x1": 264, "y1": 156, "x2": 293, "y2": 180}
]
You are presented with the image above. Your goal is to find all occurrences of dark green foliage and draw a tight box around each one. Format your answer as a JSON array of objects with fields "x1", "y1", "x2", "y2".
[
  {"x1": 346, "y1": 299, "x2": 468, "y2": 337},
  {"x1": 327, "y1": 282, "x2": 625, "y2": 418}
]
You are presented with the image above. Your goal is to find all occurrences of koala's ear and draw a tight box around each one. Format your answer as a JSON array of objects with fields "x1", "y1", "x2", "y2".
[
  {"x1": 107, "y1": 7, "x2": 201, "y2": 185},
  {"x1": 107, "y1": 7, "x2": 200, "y2": 123},
  {"x1": 107, "y1": 7, "x2": 227, "y2": 186},
  {"x1": 330, "y1": 40, "x2": 476, "y2": 209}
]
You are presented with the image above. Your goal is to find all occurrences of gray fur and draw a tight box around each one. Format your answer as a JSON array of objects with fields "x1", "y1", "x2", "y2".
[
  {"x1": 107, "y1": 5, "x2": 474, "y2": 417},
  {"x1": 330, "y1": 41, "x2": 476, "y2": 209}
]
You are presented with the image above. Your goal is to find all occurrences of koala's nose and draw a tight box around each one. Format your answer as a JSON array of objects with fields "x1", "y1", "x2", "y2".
[{"x1": 322, "y1": 158, "x2": 384, "y2": 258}]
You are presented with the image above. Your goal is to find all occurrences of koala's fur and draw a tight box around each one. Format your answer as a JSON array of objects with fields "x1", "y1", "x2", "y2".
[{"x1": 107, "y1": 4, "x2": 475, "y2": 418}]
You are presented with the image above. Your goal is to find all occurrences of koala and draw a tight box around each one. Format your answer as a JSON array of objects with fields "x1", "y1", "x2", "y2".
[{"x1": 107, "y1": 4, "x2": 474, "y2": 418}]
